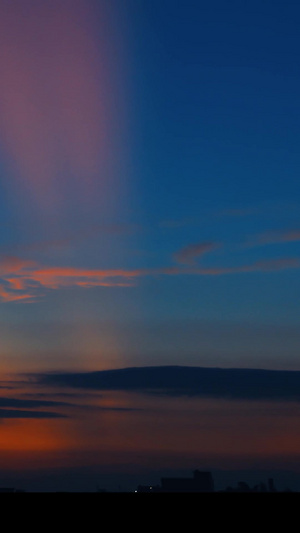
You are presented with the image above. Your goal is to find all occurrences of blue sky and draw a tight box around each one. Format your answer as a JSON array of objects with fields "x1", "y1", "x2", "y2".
[
  {"x1": 1, "y1": 1, "x2": 300, "y2": 368},
  {"x1": 0, "y1": 0, "x2": 300, "y2": 370}
]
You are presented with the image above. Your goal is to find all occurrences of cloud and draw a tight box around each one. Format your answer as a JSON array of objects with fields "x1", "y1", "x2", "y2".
[
  {"x1": 0, "y1": 397, "x2": 71, "y2": 409},
  {"x1": 0, "y1": 396, "x2": 72, "y2": 419},
  {"x1": 1, "y1": 253, "x2": 300, "y2": 303},
  {"x1": 163, "y1": 257, "x2": 300, "y2": 276},
  {"x1": 0, "y1": 260, "x2": 146, "y2": 301},
  {"x1": 246, "y1": 257, "x2": 300, "y2": 271},
  {"x1": 247, "y1": 229, "x2": 300, "y2": 247},
  {"x1": 0, "y1": 409, "x2": 66, "y2": 419},
  {"x1": 0, "y1": 395, "x2": 138, "y2": 415},
  {"x1": 0, "y1": 256, "x2": 36, "y2": 275},
  {"x1": 35, "y1": 365, "x2": 300, "y2": 402},
  {"x1": 194, "y1": 257, "x2": 300, "y2": 275},
  {"x1": 173, "y1": 242, "x2": 219, "y2": 265},
  {"x1": 267, "y1": 230, "x2": 300, "y2": 244},
  {"x1": 21, "y1": 265, "x2": 147, "y2": 290},
  {"x1": 0, "y1": 286, "x2": 36, "y2": 303}
]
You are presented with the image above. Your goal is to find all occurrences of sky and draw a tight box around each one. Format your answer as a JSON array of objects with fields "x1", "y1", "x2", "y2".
[{"x1": 0, "y1": 0, "x2": 300, "y2": 492}]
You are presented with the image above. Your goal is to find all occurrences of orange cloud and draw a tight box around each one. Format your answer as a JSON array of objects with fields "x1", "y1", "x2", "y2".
[
  {"x1": 0, "y1": 256, "x2": 37, "y2": 275},
  {"x1": 1, "y1": 254, "x2": 300, "y2": 303},
  {"x1": 0, "y1": 262, "x2": 151, "y2": 301},
  {"x1": 25, "y1": 266, "x2": 148, "y2": 290},
  {"x1": 0, "y1": 257, "x2": 38, "y2": 301},
  {"x1": 0, "y1": 285, "x2": 35, "y2": 303}
]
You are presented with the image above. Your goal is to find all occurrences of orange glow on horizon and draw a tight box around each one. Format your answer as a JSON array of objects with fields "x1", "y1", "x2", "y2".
[
  {"x1": 0, "y1": 390, "x2": 299, "y2": 476},
  {"x1": 0, "y1": 419, "x2": 71, "y2": 452}
]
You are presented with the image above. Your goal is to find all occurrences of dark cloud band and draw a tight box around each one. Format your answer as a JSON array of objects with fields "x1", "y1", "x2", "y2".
[
  {"x1": 36, "y1": 365, "x2": 300, "y2": 402},
  {"x1": 0, "y1": 408, "x2": 66, "y2": 419}
]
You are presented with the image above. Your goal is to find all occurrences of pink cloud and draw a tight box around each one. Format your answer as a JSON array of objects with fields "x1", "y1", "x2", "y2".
[
  {"x1": 25, "y1": 266, "x2": 145, "y2": 290},
  {"x1": 0, "y1": 284, "x2": 35, "y2": 303}
]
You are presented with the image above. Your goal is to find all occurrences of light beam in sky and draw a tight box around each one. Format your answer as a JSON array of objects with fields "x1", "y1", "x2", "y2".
[{"x1": 0, "y1": 0, "x2": 120, "y2": 214}]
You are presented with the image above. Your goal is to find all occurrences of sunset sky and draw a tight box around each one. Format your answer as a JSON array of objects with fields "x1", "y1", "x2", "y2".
[{"x1": 0, "y1": 0, "x2": 300, "y2": 492}]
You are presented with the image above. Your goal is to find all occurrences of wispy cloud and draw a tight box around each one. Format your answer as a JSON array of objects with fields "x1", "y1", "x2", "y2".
[
  {"x1": 0, "y1": 397, "x2": 71, "y2": 409},
  {"x1": 249, "y1": 229, "x2": 300, "y2": 247},
  {"x1": 1, "y1": 253, "x2": 300, "y2": 303},
  {"x1": 193, "y1": 257, "x2": 300, "y2": 275},
  {"x1": 0, "y1": 258, "x2": 143, "y2": 301},
  {"x1": 0, "y1": 286, "x2": 35, "y2": 303},
  {"x1": 173, "y1": 242, "x2": 220, "y2": 265},
  {"x1": 0, "y1": 409, "x2": 66, "y2": 419},
  {"x1": 0, "y1": 256, "x2": 38, "y2": 302},
  {"x1": 0, "y1": 257, "x2": 36, "y2": 275}
]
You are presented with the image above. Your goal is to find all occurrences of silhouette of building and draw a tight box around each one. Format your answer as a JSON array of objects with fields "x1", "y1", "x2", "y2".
[
  {"x1": 0, "y1": 487, "x2": 25, "y2": 493},
  {"x1": 268, "y1": 478, "x2": 276, "y2": 492},
  {"x1": 160, "y1": 470, "x2": 214, "y2": 493},
  {"x1": 135, "y1": 472, "x2": 293, "y2": 493},
  {"x1": 136, "y1": 484, "x2": 161, "y2": 493},
  {"x1": 137, "y1": 470, "x2": 214, "y2": 493},
  {"x1": 222, "y1": 477, "x2": 278, "y2": 493}
]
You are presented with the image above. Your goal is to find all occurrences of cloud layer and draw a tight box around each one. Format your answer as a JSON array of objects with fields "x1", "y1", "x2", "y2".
[
  {"x1": 36, "y1": 365, "x2": 300, "y2": 402},
  {"x1": 0, "y1": 396, "x2": 71, "y2": 419},
  {"x1": 1, "y1": 248, "x2": 300, "y2": 303},
  {"x1": 0, "y1": 409, "x2": 66, "y2": 419}
]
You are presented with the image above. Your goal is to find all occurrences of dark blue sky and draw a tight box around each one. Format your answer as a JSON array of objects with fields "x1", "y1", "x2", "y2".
[{"x1": 124, "y1": 0, "x2": 300, "y2": 216}]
